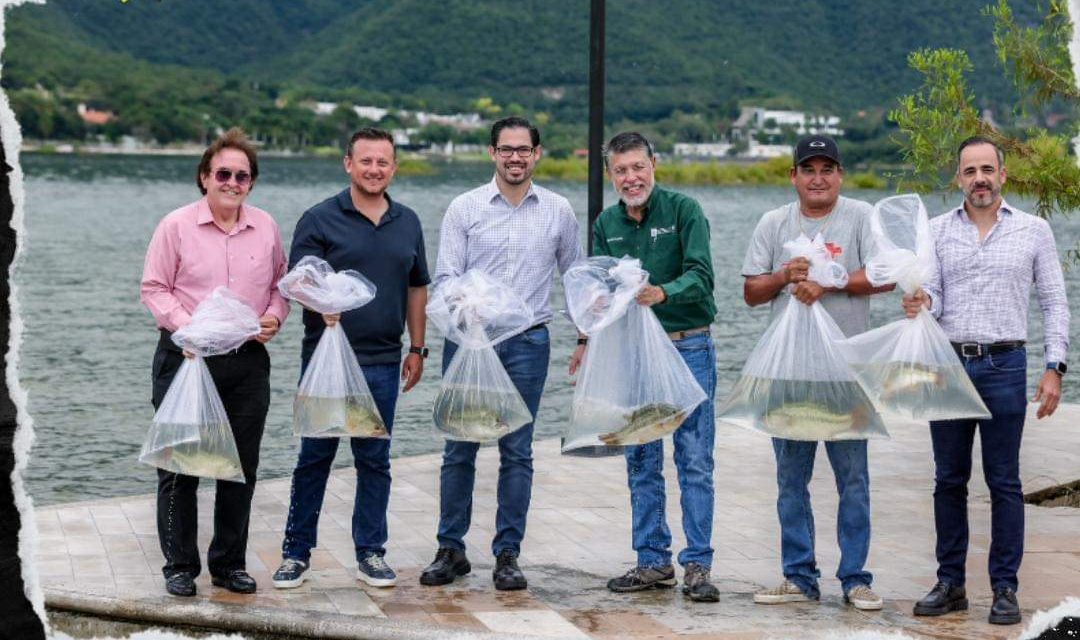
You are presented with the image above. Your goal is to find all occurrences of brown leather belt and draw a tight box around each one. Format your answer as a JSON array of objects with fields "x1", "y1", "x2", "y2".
[{"x1": 667, "y1": 326, "x2": 710, "y2": 341}]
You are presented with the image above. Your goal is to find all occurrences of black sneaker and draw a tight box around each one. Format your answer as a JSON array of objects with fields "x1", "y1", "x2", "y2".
[
  {"x1": 165, "y1": 572, "x2": 196, "y2": 597},
  {"x1": 357, "y1": 552, "x2": 397, "y2": 588},
  {"x1": 493, "y1": 550, "x2": 527, "y2": 591},
  {"x1": 271, "y1": 558, "x2": 309, "y2": 589},
  {"x1": 682, "y1": 562, "x2": 719, "y2": 602},
  {"x1": 607, "y1": 565, "x2": 677, "y2": 593},
  {"x1": 989, "y1": 586, "x2": 1021, "y2": 625},
  {"x1": 913, "y1": 582, "x2": 968, "y2": 616},
  {"x1": 420, "y1": 547, "x2": 471, "y2": 586}
]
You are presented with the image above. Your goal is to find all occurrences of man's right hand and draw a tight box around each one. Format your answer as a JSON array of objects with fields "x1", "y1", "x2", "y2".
[
  {"x1": 323, "y1": 313, "x2": 341, "y2": 327},
  {"x1": 902, "y1": 289, "x2": 931, "y2": 318},
  {"x1": 569, "y1": 343, "x2": 587, "y2": 377},
  {"x1": 783, "y1": 257, "x2": 810, "y2": 284}
]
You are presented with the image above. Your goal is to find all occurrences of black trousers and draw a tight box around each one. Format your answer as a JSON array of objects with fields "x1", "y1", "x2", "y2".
[{"x1": 151, "y1": 332, "x2": 270, "y2": 578}]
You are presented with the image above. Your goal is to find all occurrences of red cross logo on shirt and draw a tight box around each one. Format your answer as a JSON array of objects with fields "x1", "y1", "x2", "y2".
[{"x1": 824, "y1": 242, "x2": 843, "y2": 258}]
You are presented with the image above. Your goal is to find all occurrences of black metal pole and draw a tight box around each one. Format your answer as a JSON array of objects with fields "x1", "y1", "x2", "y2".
[
  {"x1": 587, "y1": 0, "x2": 605, "y2": 255},
  {"x1": 562, "y1": 0, "x2": 621, "y2": 458}
]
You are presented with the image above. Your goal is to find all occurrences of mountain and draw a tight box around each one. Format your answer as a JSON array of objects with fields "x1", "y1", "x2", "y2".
[{"x1": 2, "y1": 1, "x2": 1041, "y2": 130}]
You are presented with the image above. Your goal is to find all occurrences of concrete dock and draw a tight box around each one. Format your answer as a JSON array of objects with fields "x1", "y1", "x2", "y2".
[{"x1": 34, "y1": 405, "x2": 1080, "y2": 639}]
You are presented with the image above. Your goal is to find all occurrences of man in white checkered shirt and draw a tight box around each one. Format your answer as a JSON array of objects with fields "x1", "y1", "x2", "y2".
[
  {"x1": 905, "y1": 136, "x2": 1069, "y2": 626},
  {"x1": 419, "y1": 116, "x2": 583, "y2": 592}
]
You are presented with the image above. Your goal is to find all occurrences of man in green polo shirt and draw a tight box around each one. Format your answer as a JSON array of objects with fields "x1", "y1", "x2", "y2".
[{"x1": 571, "y1": 131, "x2": 719, "y2": 602}]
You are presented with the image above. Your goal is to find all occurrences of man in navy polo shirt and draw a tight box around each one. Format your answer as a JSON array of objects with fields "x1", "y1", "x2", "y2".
[{"x1": 271, "y1": 127, "x2": 430, "y2": 590}]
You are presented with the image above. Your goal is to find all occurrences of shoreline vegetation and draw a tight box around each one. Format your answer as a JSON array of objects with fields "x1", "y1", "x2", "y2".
[{"x1": 25, "y1": 145, "x2": 889, "y2": 189}]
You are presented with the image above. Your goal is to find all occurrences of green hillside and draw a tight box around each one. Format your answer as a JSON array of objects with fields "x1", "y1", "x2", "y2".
[{"x1": 1, "y1": 0, "x2": 1044, "y2": 147}]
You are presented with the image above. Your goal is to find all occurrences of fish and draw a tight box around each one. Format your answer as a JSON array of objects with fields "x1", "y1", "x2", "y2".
[
  {"x1": 344, "y1": 402, "x2": 388, "y2": 438},
  {"x1": 599, "y1": 403, "x2": 687, "y2": 446},
  {"x1": 432, "y1": 390, "x2": 512, "y2": 441},
  {"x1": 879, "y1": 363, "x2": 945, "y2": 402},
  {"x1": 762, "y1": 401, "x2": 860, "y2": 440},
  {"x1": 169, "y1": 446, "x2": 242, "y2": 480}
]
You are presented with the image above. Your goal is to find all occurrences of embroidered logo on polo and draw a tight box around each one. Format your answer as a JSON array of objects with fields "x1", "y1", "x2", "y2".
[
  {"x1": 607, "y1": 236, "x2": 625, "y2": 243},
  {"x1": 650, "y1": 226, "x2": 676, "y2": 241}
]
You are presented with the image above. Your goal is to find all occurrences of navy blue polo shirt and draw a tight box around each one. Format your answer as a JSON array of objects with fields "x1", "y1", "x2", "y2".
[{"x1": 290, "y1": 189, "x2": 430, "y2": 366}]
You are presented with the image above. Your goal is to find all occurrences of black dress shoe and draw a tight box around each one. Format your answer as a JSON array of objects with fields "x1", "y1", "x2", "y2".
[
  {"x1": 211, "y1": 569, "x2": 257, "y2": 594},
  {"x1": 989, "y1": 586, "x2": 1021, "y2": 625},
  {"x1": 165, "y1": 572, "x2": 196, "y2": 597},
  {"x1": 913, "y1": 581, "x2": 968, "y2": 616},
  {"x1": 420, "y1": 548, "x2": 471, "y2": 586},
  {"x1": 493, "y1": 549, "x2": 527, "y2": 591}
]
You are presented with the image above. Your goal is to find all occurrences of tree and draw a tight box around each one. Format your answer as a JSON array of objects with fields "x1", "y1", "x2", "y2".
[{"x1": 890, "y1": 0, "x2": 1079, "y2": 258}]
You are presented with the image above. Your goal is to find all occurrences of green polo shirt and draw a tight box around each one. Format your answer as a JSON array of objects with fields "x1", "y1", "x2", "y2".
[{"x1": 594, "y1": 186, "x2": 716, "y2": 333}]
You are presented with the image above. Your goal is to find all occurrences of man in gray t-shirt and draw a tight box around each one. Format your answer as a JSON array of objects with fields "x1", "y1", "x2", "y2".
[{"x1": 740, "y1": 135, "x2": 893, "y2": 611}]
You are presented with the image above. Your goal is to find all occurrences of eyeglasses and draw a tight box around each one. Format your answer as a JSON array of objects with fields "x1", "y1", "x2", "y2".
[
  {"x1": 212, "y1": 168, "x2": 252, "y2": 186},
  {"x1": 495, "y1": 146, "x2": 535, "y2": 158}
]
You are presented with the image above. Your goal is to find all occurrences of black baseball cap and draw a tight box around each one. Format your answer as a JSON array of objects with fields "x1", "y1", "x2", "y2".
[{"x1": 793, "y1": 135, "x2": 842, "y2": 166}]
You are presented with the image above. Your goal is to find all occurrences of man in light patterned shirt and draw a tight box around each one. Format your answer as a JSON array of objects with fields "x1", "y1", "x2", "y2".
[
  {"x1": 905, "y1": 136, "x2": 1069, "y2": 626},
  {"x1": 419, "y1": 116, "x2": 583, "y2": 591}
]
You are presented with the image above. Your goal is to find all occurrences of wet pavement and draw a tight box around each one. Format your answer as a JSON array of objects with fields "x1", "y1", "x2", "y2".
[{"x1": 33, "y1": 404, "x2": 1080, "y2": 639}]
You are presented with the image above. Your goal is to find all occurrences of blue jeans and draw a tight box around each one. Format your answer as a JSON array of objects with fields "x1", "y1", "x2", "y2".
[
  {"x1": 929, "y1": 347, "x2": 1027, "y2": 591},
  {"x1": 281, "y1": 362, "x2": 400, "y2": 562},
  {"x1": 772, "y1": 437, "x2": 872, "y2": 597},
  {"x1": 625, "y1": 332, "x2": 717, "y2": 569},
  {"x1": 437, "y1": 326, "x2": 550, "y2": 557}
]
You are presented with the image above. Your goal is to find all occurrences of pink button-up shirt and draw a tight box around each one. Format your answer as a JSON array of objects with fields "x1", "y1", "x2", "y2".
[{"x1": 141, "y1": 197, "x2": 290, "y2": 332}]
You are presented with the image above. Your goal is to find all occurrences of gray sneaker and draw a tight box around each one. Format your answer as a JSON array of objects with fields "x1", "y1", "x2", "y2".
[
  {"x1": 753, "y1": 579, "x2": 813, "y2": 604},
  {"x1": 682, "y1": 562, "x2": 720, "y2": 602},
  {"x1": 607, "y1": 565, "x2": 677, "y2": 593}
]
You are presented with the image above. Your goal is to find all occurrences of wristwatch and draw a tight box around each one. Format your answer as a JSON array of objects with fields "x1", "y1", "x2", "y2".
[
  {"x1": 1046, "y1": 362, "x2": 1067, "y2": 377},
  {"x1": 408, "y1": 346, "x2": 429, "y2": 359},
  {"x1": 576, "y1": 337, "x2": 588, "y2": 345}
]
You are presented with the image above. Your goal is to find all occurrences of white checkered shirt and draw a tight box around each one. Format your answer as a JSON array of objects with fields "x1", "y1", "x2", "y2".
[
  {"x1": 434, "y1": 177, "x2": 584, "y2": 324},
  {"x1": 924, "y1": 201, "x2": 1070, "y2": 364}
]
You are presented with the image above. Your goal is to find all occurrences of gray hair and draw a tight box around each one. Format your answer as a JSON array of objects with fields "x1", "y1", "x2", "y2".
[{"x1": 603, "y1": 131, "x2": 654, "y2": 168}]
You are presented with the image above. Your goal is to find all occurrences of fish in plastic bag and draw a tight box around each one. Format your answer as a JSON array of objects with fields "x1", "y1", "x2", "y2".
[
  {"x1": 428, "y1": 270, "x2": 534, "y2": 443},
  {"x1": 838, "y1": 194, "x2": 990, "y2": 420},
  {"x1": 139, "y1": 287, "x2": 260, "y2": 482},
  {"x1": 279, "y1": 256, "x2": 387, "y2": 437},
  {"x1": 562, "y1": 257, "x2": 707, "y2": 452},
  {"x1": 718, "y1": 234, "x2": 888, "y2": 441}
]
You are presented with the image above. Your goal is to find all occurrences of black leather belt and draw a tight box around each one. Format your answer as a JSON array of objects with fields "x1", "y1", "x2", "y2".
[
  {"x1": 525, "y1": 322, "x2": 549, "y2": 333},
  {"x1": 158, "y1": 329, "x2": 263, "y2": 355},
  {"x1": 951, "y1": 340, "x2": 1025, "y2": 358}
]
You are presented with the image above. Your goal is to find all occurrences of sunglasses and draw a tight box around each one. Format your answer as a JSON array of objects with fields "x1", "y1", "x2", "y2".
[{"x1": 212, "y1": 168, "x2": 252, "y2": 186}]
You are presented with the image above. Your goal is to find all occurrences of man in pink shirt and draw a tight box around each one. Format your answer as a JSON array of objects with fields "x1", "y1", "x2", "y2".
[{"x1": 140, "y1": 128, "x2": 289, "y2": 597}]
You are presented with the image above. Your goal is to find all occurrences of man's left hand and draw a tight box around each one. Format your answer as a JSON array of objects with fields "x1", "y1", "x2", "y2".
[
  {"x1": 256, "y1": 315, "x2": 281, "y2": 343},
  {"x1": 636, "y1": 285, "x2": 667, "y2": 307},
  {"x1": 793, "y1": 281, "x2": 825, "y2": 305},
  {"x1": 1034, "y1": 370, "x2": 1062, "y2": 419},
  {"x1": 401, "y1": 353, "x2": 424, "y2": 392}
]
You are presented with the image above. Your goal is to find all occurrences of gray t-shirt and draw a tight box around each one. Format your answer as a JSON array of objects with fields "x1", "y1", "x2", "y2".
[{"x1": 741, "y1": 195, "x2": 875, "y2": 337}]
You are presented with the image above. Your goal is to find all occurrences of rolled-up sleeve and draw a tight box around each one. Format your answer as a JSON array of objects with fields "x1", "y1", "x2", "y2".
[{"x1": 140, "y1": 217, "x2": 192, "y2": 332}]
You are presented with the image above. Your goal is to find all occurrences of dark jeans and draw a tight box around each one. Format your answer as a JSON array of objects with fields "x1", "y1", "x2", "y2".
[
  {"x1": 151, "y1": 335, "x2": 270, "y2": 579},
  {"x1": 437, "y1": 326, "x2": 550, "y2": 557},
  {"x1": 625, "y1": 332, "x2": 717, "y2": 569},
  {"x1": 281, "y1": 362, "x2": 400, "y2": 562},
  {"x1": 929, "y1": 347, "x2": 1028, "y2": 591}
]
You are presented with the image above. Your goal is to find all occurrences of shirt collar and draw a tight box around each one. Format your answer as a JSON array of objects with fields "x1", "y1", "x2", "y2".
[
  {"x1": 954, "y1": 199, "x2": 1014, "y2": 223},
  {"x1": 485, "y1": 176, "x2": 538, "y2": 207},
  {"x1": 335, "y1": 188, "x2": 400, "y2": 222},
  {"x1": 196, "y1": 197, "x2": 255, "y2": 232}
]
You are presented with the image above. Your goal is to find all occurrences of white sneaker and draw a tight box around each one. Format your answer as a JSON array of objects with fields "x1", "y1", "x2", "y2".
[
  {"x1": 753, "y1": 579, "x2": 812, "y2": 604},
  {"x1": 845, "y1": 584, "x2": 884, "y2": 610}
]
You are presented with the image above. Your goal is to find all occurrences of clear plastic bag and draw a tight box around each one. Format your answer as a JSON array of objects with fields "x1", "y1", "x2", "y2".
[
  {"x1": 139, "y1": 287, "x2": 260, "y2": 482},
  {"x1": 839, "y1": 194, "x2": 990, "y2": 420},
  {"x1": 562, "y1": 257, "x2": 706, "y2": 452},
  {"x1": 718, "y1": 235, "x2": 888, "y2": 441},
  {"x1": 428, "y1": 270, "x2": 534, "y2": 442},
  {"x1": 279, "y1": 257, "x2": 387, "y2": 438}
]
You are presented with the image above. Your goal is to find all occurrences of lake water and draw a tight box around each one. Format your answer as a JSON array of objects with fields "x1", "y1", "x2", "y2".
[{"x1": 17, "y1": 154, "x2": 1080, "y2": 505}]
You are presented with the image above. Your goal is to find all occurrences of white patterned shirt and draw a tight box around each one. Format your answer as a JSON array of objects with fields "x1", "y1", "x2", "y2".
[
  {"x1": 924, "y1": 201, "x2": 1070, "y2": 364},
  {"x1": 434, "y1": 177, "x2": 584, "y2": 323}
]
